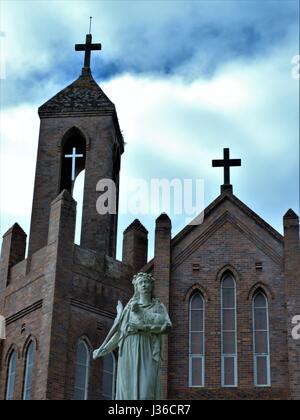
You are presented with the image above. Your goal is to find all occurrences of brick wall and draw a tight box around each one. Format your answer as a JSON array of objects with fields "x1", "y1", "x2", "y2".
[
  {"x1": 0, "y1": 190, "x2": 132, "y2": 400},
  {"x1": 165, "y1": 194, "x2": 290, "y2": 399},
  {"x1": 284, "y1": 210, "x2": 300, "y2": 399}
]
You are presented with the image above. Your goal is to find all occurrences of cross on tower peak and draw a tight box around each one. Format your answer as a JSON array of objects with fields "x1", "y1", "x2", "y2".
[
  {"x1": 75, "y1": 32, "x2": 101, "y2": 76},
  {"x1": 212, "y1": 148, "x2": 241, "y2": 194}
]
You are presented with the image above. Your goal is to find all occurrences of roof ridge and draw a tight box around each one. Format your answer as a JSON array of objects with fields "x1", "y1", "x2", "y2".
[
  {"x1": 38, "y1": 73, "x2": 115, "y2": 116},
  {"x1": 172, "y1": 192, "x2": 283, "y2": 246},
  {"x1": 141, "y1": 192, "x2": 284, "y2": 274}
]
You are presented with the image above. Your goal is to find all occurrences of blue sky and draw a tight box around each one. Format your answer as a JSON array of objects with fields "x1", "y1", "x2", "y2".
[{"x1": 0, "y1": 0, "x2": 299, "y2": 260}]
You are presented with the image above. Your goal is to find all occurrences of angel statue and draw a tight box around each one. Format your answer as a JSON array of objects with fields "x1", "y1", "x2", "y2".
[{"x1": 93, "y1": 272, "x2": 172, "y2": 400}]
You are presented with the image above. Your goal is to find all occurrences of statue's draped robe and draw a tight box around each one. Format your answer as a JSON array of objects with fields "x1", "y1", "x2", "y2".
[{"x1": 98, "y1": 299, "x2": 171, "y2": 400}]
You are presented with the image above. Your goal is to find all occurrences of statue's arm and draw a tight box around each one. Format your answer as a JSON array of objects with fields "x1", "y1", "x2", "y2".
[
  {"x1": 93, "y1": 331, "x2": 120, "y2": 360},
  {"x1": 93, "y1": 301, "x2": 125, "y2": 360},
  {"x1": 145, "y1": 322, "x2": 171, "y2": 334},
  {"x1": 128, "y1": 303, "x2": 172, "y2": 335},
  {"x1": 128, "y1": 323, "x2": 170, "y2": 334}
]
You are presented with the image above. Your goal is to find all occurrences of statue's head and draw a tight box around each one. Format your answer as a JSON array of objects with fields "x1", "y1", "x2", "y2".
[{"x1": 132, "y1": 272, "x2": 155, "y2": 299}]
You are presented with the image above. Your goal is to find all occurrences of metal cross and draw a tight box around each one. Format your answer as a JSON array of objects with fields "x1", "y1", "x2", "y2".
[
  {"x1": 212, "y1": 148, "x2": 241, "y2": 185},
  {"x1": 64, "y1": 147, "x2": 84, "y2": 182},
  {"x1": 75, "y1": 33, "x2": 101, "y2": 69}
]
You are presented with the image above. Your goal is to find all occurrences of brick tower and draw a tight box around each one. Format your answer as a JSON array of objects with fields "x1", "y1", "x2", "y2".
[
  {"x1": 28, "y1": 42, "x2": 123, "y2": 260},
  {"x1": 0, "y1": 34, "x2": 140, "y2": 400}
]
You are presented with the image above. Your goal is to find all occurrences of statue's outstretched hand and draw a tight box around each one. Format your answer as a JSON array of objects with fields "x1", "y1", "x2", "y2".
[{"x1": 93, "y1": 347, "x2": 106, "y2": 360}]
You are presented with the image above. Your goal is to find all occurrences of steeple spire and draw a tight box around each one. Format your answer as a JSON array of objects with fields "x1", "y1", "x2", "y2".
[{"x1": 89, "y1": 16, "x2": 92, "y2": 35}]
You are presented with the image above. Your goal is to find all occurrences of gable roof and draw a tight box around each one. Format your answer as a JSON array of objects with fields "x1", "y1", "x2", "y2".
[
  {"x1": 173, "y1": 189, "x2": 283, "y2": 246},
  {"x1": 142, "y1": 189, "x2": 283, "y2": 273}
]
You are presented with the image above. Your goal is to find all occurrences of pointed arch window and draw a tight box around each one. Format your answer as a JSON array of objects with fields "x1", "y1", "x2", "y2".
[
  {"x1": 23, "y1": 341, "x2": 36, "y2": 400},
  {"x1": 221, "y1": 274, "x2": 238, "y2": 387},
  {"x1": 60, "y1": 127, "x2": 86, "y2": 195},
  {"x1": 74, "y1": 340, "x2": 90, "y2": 400},
  {"x1": 102, "y1": 353, "x2": 116, "y2": 400},
  {"x1": 108, "y1": 143, "x2": 121, "y2": 258},
  {"x1": 189, "y1": 293, "x2": 205, "y2": 387},
  {"x1": 253, "y1": 292, "x2": 271, "y2": 387},
  {"x1": 6, "y1": 350, "x2": 17, "y2": 400}
]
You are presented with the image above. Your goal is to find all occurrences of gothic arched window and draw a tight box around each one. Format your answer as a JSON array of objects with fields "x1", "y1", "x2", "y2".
[
  {"x1": 60, "y1": 127, "x2": 86, "y2": 195},
  {"x1": 189, "y1": 293, "x2": 205, "y2": 387},
  {"x1": 23, "y1": 341, "x2": 36, "y2": 400},
  {"x1": 6, "y1": 350, "x2": 17, "y2": 400},
  {"x1": 253, "y1": 292, "x2": 271, "y2": 387},
  {"x1": 221, "y1": 274, "x2": 238, "y2": 387},
  {"x1": 74, "y1": 340, "x2": 90, "y2": 400},
  {"x1": 102, "y1": 353, "x2": 116, "y2": 399}
]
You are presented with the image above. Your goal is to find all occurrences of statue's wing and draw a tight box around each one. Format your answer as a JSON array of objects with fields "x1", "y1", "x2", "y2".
[{"x1": 116, "y1": 300, "x2": 124, "y2": 321}]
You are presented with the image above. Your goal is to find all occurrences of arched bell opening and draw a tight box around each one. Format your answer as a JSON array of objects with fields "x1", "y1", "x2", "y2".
[{"x1": 59, "y1": 127, "x2": 86, "y2": 195}]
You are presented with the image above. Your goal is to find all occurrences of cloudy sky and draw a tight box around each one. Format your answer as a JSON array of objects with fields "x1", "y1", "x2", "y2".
[{"x1": 0, "y1": 0, "x2": 299, "y2": 260}]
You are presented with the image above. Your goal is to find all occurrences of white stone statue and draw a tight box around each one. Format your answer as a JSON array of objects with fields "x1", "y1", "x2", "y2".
[{"x1": 93, "y1": 272, "x2": 172, "y2": 400}]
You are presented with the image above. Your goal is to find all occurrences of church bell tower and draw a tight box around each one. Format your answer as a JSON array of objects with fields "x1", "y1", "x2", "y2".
[{"x1": 28, "y1": 33, "x2": 124, "y2": 259}]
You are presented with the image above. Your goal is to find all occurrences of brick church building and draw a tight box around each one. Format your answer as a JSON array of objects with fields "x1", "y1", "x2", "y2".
[{"x1": 0, "y1": 34, "x2": 299, "y2": 400}]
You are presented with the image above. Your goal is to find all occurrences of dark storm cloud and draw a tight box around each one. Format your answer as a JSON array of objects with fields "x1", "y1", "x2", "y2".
[
  {"x1": 1, "y1": 0, "x2": 299, "y2": 106},
  {"x1": 0, "y1": 0, "x2": 299, "y2": 257}
]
